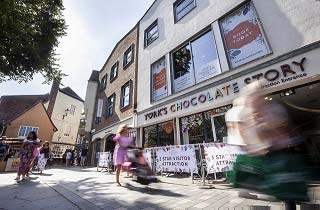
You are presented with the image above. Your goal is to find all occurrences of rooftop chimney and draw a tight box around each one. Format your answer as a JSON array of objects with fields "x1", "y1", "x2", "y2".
[{"x1": 47, "y1": 80, "x2": 60, "y2": 117}]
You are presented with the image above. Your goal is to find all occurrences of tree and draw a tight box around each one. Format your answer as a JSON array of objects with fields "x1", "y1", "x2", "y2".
[{"x1": 0, "y1": 0, "x2": 67, "y2": 83}]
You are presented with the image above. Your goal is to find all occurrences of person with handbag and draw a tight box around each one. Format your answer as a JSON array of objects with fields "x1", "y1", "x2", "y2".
[{"x1": 37, "y1": 141, "x2": 50, "y2": 174}]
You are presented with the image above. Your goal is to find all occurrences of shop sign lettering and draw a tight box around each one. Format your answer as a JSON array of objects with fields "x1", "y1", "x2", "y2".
[
  {"x1": 244, "y1": 57, "x2": 307, "y2": 88},
  {"x1": 144, "y1": 107, "x2": 168, "y2": 120}
]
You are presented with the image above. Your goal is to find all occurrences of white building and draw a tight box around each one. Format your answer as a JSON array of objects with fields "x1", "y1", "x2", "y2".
[{"x1": 136, "y1": 0, "x2": 320, "y2": 149}]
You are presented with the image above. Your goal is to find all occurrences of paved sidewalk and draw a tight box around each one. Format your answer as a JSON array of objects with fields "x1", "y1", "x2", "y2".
[{"x1": 0, "y1": 167, "x2": 319, "y2": 210}]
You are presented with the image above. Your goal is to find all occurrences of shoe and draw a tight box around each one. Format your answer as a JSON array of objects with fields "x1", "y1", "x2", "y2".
[
  {"x1": 14, "y1": 176, "x2": 20, "y2": 181},
  {"x1": 116, "y1": 182, "x2": 121, "y2": 186}
]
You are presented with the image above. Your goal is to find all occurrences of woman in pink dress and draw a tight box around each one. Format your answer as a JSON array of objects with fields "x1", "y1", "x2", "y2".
[{"x1": 113, "y1": 124, "x2": 133, "y2": 186}]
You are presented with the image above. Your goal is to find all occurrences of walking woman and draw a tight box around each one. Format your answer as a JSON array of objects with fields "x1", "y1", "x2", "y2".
[
  {"x1": 15, "y1": 131, "x2": 40, "y2": 181},
  {"x1": 113, "y1": 124, "x2": 133, "y2": 186},
  {"x1": 37, "y1": 141, "x2": 50, "y2": 174}
]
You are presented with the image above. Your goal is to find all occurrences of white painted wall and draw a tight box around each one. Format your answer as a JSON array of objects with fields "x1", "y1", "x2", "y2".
[
  {"x1": 51, "y1": 91, "x2": 84, "y2": 145},
  {"x1": 84, "y1": 81, "x2": 98, "y2": 132},
  {"x1": 137, "y1": 0, "x2": 320, "y2": 113}
]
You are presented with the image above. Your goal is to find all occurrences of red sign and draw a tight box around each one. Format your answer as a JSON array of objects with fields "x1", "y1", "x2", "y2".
[
  {"x1": 153, "y1": 68, "x2": 167, "y2": 90},
  {"x1": 225, "y1": 21, "x2": 262, "y2": 49}
]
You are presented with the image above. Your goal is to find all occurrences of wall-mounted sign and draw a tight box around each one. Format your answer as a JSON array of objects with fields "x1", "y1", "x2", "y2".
[
  {"x1": 151, "y1": 57, "x2": 168, "y2": 101},
  {"x1": 221, "y1": 2, "x2": 271, "y2": 68}
]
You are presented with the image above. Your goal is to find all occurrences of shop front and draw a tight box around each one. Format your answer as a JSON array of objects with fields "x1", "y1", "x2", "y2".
[{"x1": 137, "y1": 45, "x2": 320, "y2": 150}]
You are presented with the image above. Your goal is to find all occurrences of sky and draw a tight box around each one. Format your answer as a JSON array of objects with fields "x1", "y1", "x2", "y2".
[{"x1": 0, "y1": 0, "x2": 154, "y2": 99}]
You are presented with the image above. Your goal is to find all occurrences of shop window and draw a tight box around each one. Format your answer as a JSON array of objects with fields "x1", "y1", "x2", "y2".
[
  {"x1": 212, "y1": 114, "x2": 228, "y2": 143},
  {"x1": 151, "y1": 57, "x2": 168, "y2": 102},
  {"x1": 143, "y1": 121, "x2": 174, "y2": 148},
  {"x1": 171, "y1": 30, "x2": 221, "y2": 93},
  {"x1": 145, "y1": 19, "x2": 159, "y2": 47},
  {"x1": 173, "y1": 0, "x2": 196, "y2": 22},
  {"x1": 180, "y1": 112, "x2": 213, "y2": 144},
  {"x1": 105, "y1": 135, "x2": 116, "y2": 152}
]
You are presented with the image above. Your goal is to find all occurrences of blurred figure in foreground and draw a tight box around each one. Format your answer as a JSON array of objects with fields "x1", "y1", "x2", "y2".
[{"x1": 226, "y1": 81, "x2": 309, "y2": 210}]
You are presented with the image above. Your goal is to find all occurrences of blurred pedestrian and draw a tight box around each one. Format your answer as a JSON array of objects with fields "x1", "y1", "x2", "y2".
[
  {"x1": 66, "y1": 149, "x2": 72, "y2": 167},
  {"x1": 37, "y1": 141, "x2": 50, "y2": 174},
  {"x1": 113, "y1": 124, "x2": 133, "y2": 186},
  {"x1": 227, "y1": 81, "x2": 309, "y2": 210},
  {"x1": 80, "y1": 147, "x2": 88, "y2": 167},
  {"x1": 15, "y1": 131, "x2": 40, "y2": 181},
  {"x1": 0, "y1": 136, "x2": 9, "y2": 161}
]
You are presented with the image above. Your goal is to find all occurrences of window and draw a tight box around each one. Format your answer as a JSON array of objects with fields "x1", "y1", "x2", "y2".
[
  {"x1": 220, "y1": 2, "x2": 271, "y2": 68},
  {"x1": 18, "y1": 126, "x2": 39, "y2": 138},
  {"x1": 70, "y1": 105, "x2": 76, "y2": 115},
  {"x1": 110, "y1": 62, "x2": 118, "y2": 82},
  {"x1": 95, "y1": 98, "x2": 103, "y2": 124},
  {"x1": 106, "y1": 93, "x2": 115, "y2": 117},
  {"x1": 120, "y1": 81, "x2": 131, "y2": 108},
  {"x1": 143, "y1": 121, "x2": 174, "y2": 148},
  {"x1": 123, "y1": 45, "x2": 133, "y2": 67},
  {"x1": 172, "y1": 30, "x2": 221, "y2": 92},
  {"x1": 144, "y1": 20, "x2": 159, "y2": 47},
  {"x1": 173, "y1": 0, "x2": 196, "y2": 22},
  {"x1": 64, "y1": 125, "x2": 72, "y2": 136},
  {"x1": 151, "y1": 57, "x2": 168, "y2": 101},
  {"x1": 101, "y1": 75, "x2": 107, "y2": 90}
]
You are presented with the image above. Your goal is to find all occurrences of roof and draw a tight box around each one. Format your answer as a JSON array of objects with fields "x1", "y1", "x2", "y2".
[
  {"x1": 88, "y1": 70, "x2": 100, "y2": 82},
  {"x1": 0, "y1": 94, "x2": 49, "y2": 123},
  {"x1": 59, "y1": 87, "x2": 84, "y2": 102}
]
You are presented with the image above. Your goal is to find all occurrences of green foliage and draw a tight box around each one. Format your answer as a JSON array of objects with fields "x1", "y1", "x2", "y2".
[{"x1": 0, "y1": 0, "x2": 67, "y2": 84}]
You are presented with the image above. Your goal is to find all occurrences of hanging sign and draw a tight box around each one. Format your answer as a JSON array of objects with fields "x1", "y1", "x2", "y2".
[{"x1": 155, "y1": 145, "x2": 198, "y2": 173}]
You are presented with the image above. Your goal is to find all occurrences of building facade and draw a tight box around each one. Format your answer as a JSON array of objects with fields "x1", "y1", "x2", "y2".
[
  {"x1": 135, "y1": 0, "x2": 320, "y2": 155},
  {"x1": 88, "y1": 25, "x2": 139, "y2": 165}
]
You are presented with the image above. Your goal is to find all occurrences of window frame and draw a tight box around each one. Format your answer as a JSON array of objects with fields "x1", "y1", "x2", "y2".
[
  {"x1": 18, "y1": 126, "x2": 39, "y2": 138},
  {"x1": 110, "y1": 62, "x2": 119, "y2": 82},
  {"x1": 123, "y1": 45, "x2": 134, "y2": 69},
  {"x1": 64, "y1": 125, "x2": 72, "y2": 137},
  {"x1": 173, "y1": 0, "x2": 196, "y2": 23},
  {"x1": 120, "y1": 81, "x2": 131, "y2": 109},
  {"x1": 70, "y1": 105, "x2": 76, "y2": 115},
  {"x1": 100, "y1": 74, "x2": 107, "y2": 90},
  {"x1": 144, "y1": 19, "x2": 159, "y2": 47},
  {"x1": 106, "y1": 93, "x2": 115, "y2": 117},
  {"x1": 150, "y1": 56, "x2": 168, "y2": 102}
]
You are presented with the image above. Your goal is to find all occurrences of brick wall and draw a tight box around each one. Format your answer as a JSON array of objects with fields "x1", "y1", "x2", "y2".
[{"x1": 93, "y1": 25, "x2": 138, "y2": 132}]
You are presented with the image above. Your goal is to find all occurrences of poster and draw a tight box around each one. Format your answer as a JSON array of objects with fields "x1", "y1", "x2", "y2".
[
  {"x1": 195, "y1": 60, "x2": 221, "y2": 84},
  {"x1": 221, "y1": 2, "x2": 270, "y2": 68},
  {"x1": 98, "y1": 152, "x2": 112, "y2": 168},
  {"x1": 151, "y1": 57, "x2": 168, "y2": 101},
  {"x1": 203, "y1": 143, "x2": 243, "y2": 173},
  {"x1": 5, "y1": 158, "x2": 20, "y2": 172},
  {"x1": 155, "y1": 145, "x2": 198, "y2": 173}
]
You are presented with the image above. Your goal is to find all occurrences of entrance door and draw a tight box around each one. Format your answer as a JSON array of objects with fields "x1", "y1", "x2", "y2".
[{"x1": 211, "y1": 114, "x2": 228, "y2": 143}]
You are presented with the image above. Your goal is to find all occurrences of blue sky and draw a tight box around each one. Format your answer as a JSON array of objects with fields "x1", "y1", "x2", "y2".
[{"x1": 0, "y1": 0, "x2": 154, "y2": 99}]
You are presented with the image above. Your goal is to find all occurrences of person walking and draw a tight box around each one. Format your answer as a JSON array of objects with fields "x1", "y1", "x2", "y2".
[
  {"x1": 80, "y1": 147, "x2": 88, "y2": 167},
  {"x1": 113, "y1": 124, "x2": 133, "y2": 186},
  {"x1": 15, "y1": 131, "x2": 40, "y2": 181},
  {"x1": 37, "y1": 141, "x2": 50, "y2": 174},
  {"x1": 66, "y1": 149, "x2": 72, "y2": 167}
]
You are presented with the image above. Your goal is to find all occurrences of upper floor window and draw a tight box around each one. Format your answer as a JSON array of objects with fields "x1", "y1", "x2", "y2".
[
  {"x1": 120, "y1": 81, "x2": 131, "y2": 109},
  {"x1": 106, "y1": 93, "x2": 115, "y2": 117},
  {"x1": 144, "y1": 20, "x2": 159, "y2": 47},
  {"x1": 18, "y1": 126, "x2": 39, "y2": 138},
  {"x1": 171, "y1": 30, "x2": 221, "y2": 93},
  {"x1": 151, "y1": 57, "x2": 168, "y2": 102},
  {"x1": 70, "y1": 105, "x2": 76, "y2": 115},
  {"x1": 64, "y1": 125, "x2": 72, "y2": 136},
  {"x1": 110, "y1": 62, "x2": 118, "y2": 82},
  {"x1": 173, "y1": 0, "x2": 196, "y2": 22},
  {"x1": 101, "y1": 74, "x2": 107, "y2": 90},
  {"x1": 123, "y1": 45, "x2": 134, "y2": 68}
]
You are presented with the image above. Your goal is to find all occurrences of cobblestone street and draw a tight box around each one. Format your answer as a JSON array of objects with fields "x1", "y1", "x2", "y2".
[{"x1": 1, "y1": 167, "x2": 319, "y2": 210}]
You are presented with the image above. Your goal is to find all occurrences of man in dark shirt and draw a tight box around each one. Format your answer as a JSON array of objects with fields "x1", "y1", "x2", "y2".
[
  {"x1": 80, "y1": 148, "x2": 88, "y2": 167},
  {"x1": 0, "y1": 137, "x2": 9, "y2": 161}
]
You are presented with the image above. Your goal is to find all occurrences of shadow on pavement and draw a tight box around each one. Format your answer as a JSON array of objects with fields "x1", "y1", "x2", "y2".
[{"x1": 125, "y1": 183, "x2": 184, "y2": 197}]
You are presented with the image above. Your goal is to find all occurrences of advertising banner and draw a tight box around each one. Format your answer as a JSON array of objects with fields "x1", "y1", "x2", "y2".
[
  {"x1": 5, "y1": 158, "x2": 20, "y2": 172},
  {"x1": 203, "y1": 143, "x2": 243, "y2": 173},
  {"x1": 155, "y1": 145, "x2": 198, "y2": 173},
  {"x1": 221, "y1": 2, "x2": 270, "y2": 68},
  {"x1": 152, "y1": 57, "x2": 168, "y2": 101},
  {"x1": 98, "y1": 152, "x2": 112, "y2": 168}
]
